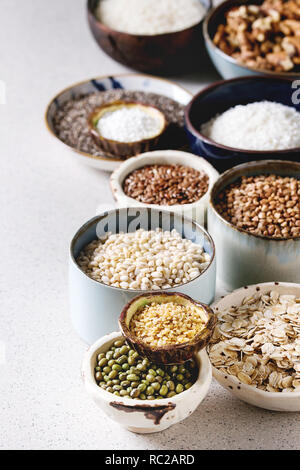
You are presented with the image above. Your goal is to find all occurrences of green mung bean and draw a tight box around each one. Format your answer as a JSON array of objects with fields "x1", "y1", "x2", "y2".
[{"x1": 95, "y1": 339, "x2": 198, "y2": 400}]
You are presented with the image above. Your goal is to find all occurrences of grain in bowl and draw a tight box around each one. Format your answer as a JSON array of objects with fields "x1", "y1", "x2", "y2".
[
  {"x1": 201, "y1": 101, "x2": 300, "y2": 151},
  {"x1": 208, "y1": 290, "x2": 300, "y2": 393},
  {"x1": 76, "y1": 228, "x2": 211, "y2": 290},
  {"x1": 94, "y1": 337, "x2": 198, "y2": 400},
  {"x1": 119, "y1": 292, "x2": 216, "y2": 364},
  {"x1": 123, "y1": 164, "x2": 209, "y2": 206},
  {"x1": 130, "y1": 301, "x2": 208, "y2": 347},
  {"x1": 96, "y1": 0, "x2": 206, "y2": 36},
  {"x1": 53, "y1": 90, "x2": 186, "y2": 159},
  {"x1": 215, "y1": 173, "x2": 300, "y2": 239}
]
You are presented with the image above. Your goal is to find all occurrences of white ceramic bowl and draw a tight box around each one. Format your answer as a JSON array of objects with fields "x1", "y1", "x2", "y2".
[
  {"x1": 82, "y1": 332, "x2": 212, "y2": 434},
  {"x1": 210, "y1": 282, "x2": 300, "y2": 412},
  {"x1": 110, "y1": 150, "x2": 219, "y2": 226},
  {"x1": 45, "y1": 74, "x2": 192, "y2": 172}
]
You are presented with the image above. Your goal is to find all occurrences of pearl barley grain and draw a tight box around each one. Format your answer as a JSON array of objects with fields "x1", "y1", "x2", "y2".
[{"x1": 76, "y1": 229, "x2": 210, "y2": 290}]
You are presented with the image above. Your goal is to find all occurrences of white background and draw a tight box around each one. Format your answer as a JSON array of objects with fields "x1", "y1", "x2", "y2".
[{"x1": 1, "y1": 0, "x2": 299, "y2": 450}]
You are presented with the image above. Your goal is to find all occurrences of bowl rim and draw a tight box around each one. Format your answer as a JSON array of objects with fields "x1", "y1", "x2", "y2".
[
  {"x1": 209, "y1": 281, "x2": 300, "y2": 400},
  {"x1": 203, "y1": 0, "x2": 300, "y2": 79},
  {"x1": 87, "y1": 0, "x2": 212, "y2": 38},
  {"x1": 44, "y1": 73, "x2": 193, "y2": 164},
  {"x1": 184, "y1": 74, "x2": 300, "y2": 155},
  {"x1": 119, "y1": 291, "x2": 216, "y2": 353},
  {"x1": 110, "y1": 149, "x2": 219, "y2": 210},
  {"x1": 82, "y1": 331, "x2": 212, "y2": 406},
  {"x1": 70, "y1": 206, "x2": 216, "y2": 294},
  {"x1": 208, "y1": 159, "x2": 300, "y2": 242},
  {"x1": 88, "y1": 100, "x2": 167, "y2": 146}
]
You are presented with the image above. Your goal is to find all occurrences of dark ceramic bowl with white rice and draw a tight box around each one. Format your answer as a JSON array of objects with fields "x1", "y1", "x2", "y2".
[{"x1": 185, "y1": 76, "x2": 300, "y2": 172}]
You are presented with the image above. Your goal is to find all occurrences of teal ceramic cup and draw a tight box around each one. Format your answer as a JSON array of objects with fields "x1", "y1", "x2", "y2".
[
  {"x1": 208, "y1": 160, "x2": 300, "y2": 291},
  {"x1": 69, "y1": 207, "x2": 216, "y2": 344}
]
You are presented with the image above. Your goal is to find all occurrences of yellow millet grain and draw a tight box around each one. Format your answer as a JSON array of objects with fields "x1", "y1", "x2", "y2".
[{"x1": 130, "y1": 301, "x2": 207, "y2": 347}]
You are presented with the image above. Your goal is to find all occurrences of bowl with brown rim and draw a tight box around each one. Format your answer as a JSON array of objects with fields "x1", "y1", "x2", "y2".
[
  {"x1": 203, "y1": 0, "x2": 300, "y2": 81},
  {"x1": 207, "y1": 160, "x2": 300, "y2": 291},
  {"x1": 82, "y1": 331, "x2": 212, "y2": 433},
  {"x1": 119, "y1": 292, "x2": 216, "y2": 365},
  {"x1": 88, "y1": 100, "x2": 167, "y2": 158},
  {"x1": 87, "y1": 0, "x2": 212, "y2": 75},
  {"x1": 209, "y1": 282, "x2": 300, "y2": 412}
]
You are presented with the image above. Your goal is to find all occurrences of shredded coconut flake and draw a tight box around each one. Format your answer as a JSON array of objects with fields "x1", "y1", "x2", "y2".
[
  {"x1": 97, "y1": 0, "x2": 205, "y2": 35},
  {"x1": 201, "y1": 101, "x2": 300, "y2": 151}
]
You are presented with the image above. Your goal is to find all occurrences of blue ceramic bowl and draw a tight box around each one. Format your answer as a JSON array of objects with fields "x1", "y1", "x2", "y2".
[
  {"x1": 203, "y1": 0, "x2": 300, "y2": 81},
  {"x1": 184, "y1": 76, "x2": 300, "y2": 172}
]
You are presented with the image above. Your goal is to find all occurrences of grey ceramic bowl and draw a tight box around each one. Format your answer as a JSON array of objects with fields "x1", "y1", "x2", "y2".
[
  {"x1": 203, "y1": 0, "x2": 300, "y2": 80},
  {"x1": 70, "y1": 207, "x2": 216, "y2": 344},
  {"x1": 207, "y1": 160, "x2": 300, "y2": 291}
]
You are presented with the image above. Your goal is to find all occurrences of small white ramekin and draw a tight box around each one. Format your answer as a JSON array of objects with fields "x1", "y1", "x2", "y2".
[
  {"x1": 82, "y1": 332, "x2": 212, "y2": 434},
  {"x1": 210, "y1": 282, "x2": 300, "y2": 412},
  {"x1": 110, "y1": 150, "x2": 219, "y2": 226}
]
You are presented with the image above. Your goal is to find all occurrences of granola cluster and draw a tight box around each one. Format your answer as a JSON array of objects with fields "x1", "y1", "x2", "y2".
[{"x1": 213, "y1": 1, "x2": 300, "y2": 72}]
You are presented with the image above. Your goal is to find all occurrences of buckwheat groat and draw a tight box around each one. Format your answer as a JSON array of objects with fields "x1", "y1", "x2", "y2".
[
  {"x1": 123, "y1": 164, "x2": 209, "y2": 206},
  {"x1": 215, "y1": 174, "x2": 300, "y2": 239}
]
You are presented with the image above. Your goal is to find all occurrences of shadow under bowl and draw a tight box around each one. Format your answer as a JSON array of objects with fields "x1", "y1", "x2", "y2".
[
  {"x1": 203, "y1": 0, "x2": 300, "y2": 81},
  {"x1": 185, "y1": 75, "x2": 300, "y2": 172},
  {"x1": 87, "y1": 0, "x2": 212, "y2": 75}
]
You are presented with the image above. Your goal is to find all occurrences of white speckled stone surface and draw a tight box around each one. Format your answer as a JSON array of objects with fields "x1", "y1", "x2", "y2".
[{"x1": 1, "y1": 0, "x2": 300, "y2": 450}]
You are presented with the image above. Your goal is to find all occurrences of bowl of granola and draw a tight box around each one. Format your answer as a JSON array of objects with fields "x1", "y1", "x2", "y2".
[
  {"x1": 204, "y1": 0, "x2": 300, "y2": 80},
  {"x1": 208, "y1": 282, "x2": 300, "y2": 412}
]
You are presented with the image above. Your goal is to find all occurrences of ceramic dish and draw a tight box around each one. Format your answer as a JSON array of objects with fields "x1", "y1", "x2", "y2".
[
  {"x1": 119, "y1": 292, "x2": 216, "y2": 365},
  {"x1": 87, "y1": 0, "x2": 212, "y2": 75},
  {"x1": 185, "y1": 76, "x2": 300, "y2": 172},
  {"x1": 207, "y1": 160, "x2": 300, "y2": 291},
  {"x1": 45, "y1": 74, "x2": 192, "y2": 172},
  {"x1": 82, "y1": 331, "x2": 212, "y2": 433},
  {"x1": 210, "y1": 282, "x2": 300, "y2": 412},
  {"x1": 70, "y1": 207, "x2": 216, "y2": 344},
  {"x1": 110, "y1": 150, "x2": 219, "y2": 226},
  {"x1": 89, "y1": 101, "x2": 167, "y2": 157},
  {"x1": 203, "y1": 0, "x2": 300, "y2": 81}
]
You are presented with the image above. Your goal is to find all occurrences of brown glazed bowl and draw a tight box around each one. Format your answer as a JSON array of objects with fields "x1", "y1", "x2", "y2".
[
  {"x1": 119, "y1": 292, "x2": 216, "y2": 365},
  {"x1": 88, "y1": 100, "x2": 167, "y2": 158},
  {"x1": 87, "y1": 0, "x2": 212, "y2": 75}
]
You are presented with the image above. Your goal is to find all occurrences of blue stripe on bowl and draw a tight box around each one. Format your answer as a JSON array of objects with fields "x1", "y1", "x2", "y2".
[
  {"x1": 109, "y1": 77, "x2": 123, "y2": 89},
  {"x1": 91, "y1": 79, "x2": 107, "y2": 92}
]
